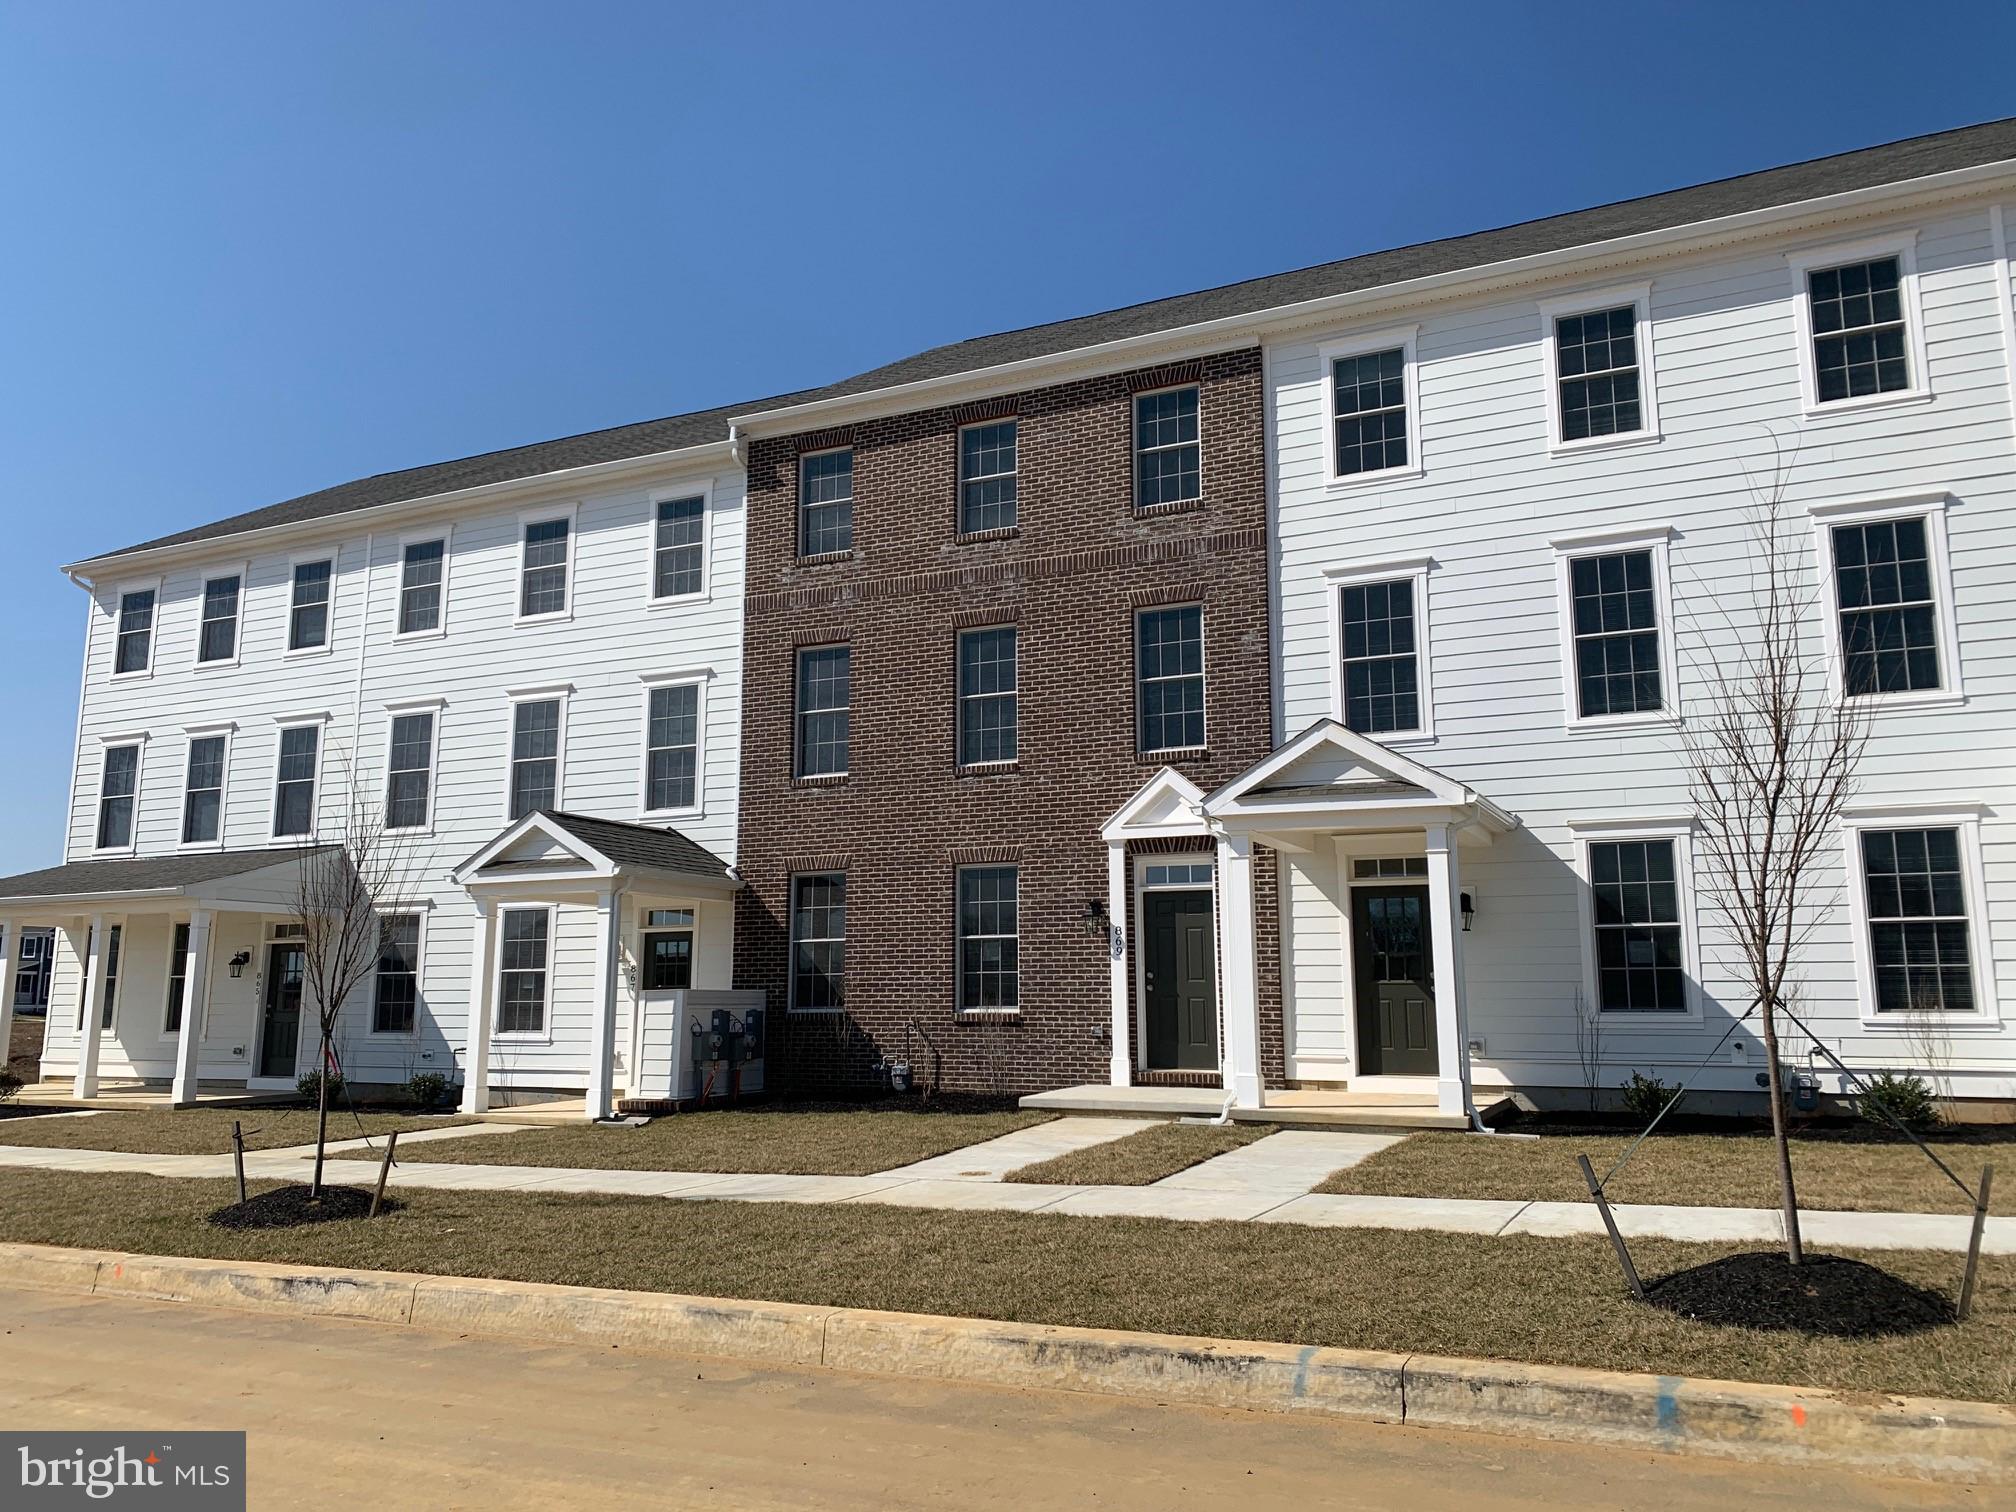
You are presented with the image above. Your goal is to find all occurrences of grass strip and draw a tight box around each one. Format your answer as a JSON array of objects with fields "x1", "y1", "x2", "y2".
[
  {"x1": 1319, "y1": 1130, "x2": 2012, "y2": 1214},
  {"x1": 0, "y1": 1168, "x2": 2009, "y2": 1404},
  {"x1": 1004, "y1": 1122, "x2": 1273, "y2": 1186}
]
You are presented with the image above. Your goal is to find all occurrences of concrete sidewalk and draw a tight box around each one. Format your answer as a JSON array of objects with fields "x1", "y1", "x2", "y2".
[{"x1": 0, "y1": 1126, "x2": 2007, "y2": 1252}]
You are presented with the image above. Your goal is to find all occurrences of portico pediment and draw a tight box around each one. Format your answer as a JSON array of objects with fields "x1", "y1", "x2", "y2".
[
  {"x1": 1101, "y1": 767, "x2": 1210, "y2": 843},
  {"x1": 1203, "y1": 721, "x2": 1516, "y2": 833}
]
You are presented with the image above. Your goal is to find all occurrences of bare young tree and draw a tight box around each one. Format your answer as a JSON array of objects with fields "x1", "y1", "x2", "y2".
[
  {"x1": 291, "y1": 745, "x2": 419, "y2": 1197},
  {"x1": 1683, "y1": 460, "x2": 1867, "y2": 1264}
]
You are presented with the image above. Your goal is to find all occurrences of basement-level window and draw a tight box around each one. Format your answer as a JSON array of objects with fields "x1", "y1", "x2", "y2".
[
  {"x1": 1860, "y1": 828, "x2": 1974, "y2": 1014},
  {"x1": 789, "y1": 873, "x2": 846, "y2": 1011}
]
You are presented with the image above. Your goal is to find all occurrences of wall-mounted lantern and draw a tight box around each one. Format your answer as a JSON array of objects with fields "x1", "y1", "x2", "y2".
[
  {"x1": 227, "y1": 950, "x2": 252, "y2": 978},
  {"x1": 1081, "y1": 899, "x2": 1110, "y2": 939},
  {"x1": 1459, "y1": 891, "x2": 1476, "y2": 932}
]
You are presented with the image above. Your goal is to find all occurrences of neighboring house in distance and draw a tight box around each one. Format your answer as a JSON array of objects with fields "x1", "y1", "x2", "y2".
[
  {"x1": 3, "y1": 117, "x2": 2016, "y2": 1121},
  {"x1": 10, "y1": 928, "x2": 53, "y2": 1012}
]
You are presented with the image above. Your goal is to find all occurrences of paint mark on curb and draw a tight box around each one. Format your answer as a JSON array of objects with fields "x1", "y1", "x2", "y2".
[
  {"x1": 1790, "y1": 1404, "x2": 1807, "y2": 1428},
  {"x1": 1291, "y1": 1344, "x2": 1317, "y2": 1400},
  {"x1": 1656, "y1": 1377, "x2": 1682, "y2": 1432}
]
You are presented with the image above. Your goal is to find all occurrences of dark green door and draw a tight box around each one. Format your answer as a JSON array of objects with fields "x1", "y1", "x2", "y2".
[
  {"x1": 1144, "y1": 890, "x2": 1217, "y2": 1070},
  {"x1": 260, "y1": 943, "x2": 305, "y2": 1078},
  {"x1": 1352, "y1": 885, "x2": 1437, "y2": 1076}
]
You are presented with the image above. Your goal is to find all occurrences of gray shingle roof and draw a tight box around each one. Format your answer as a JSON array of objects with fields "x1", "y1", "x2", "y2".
[
  {"x1": 0, "y1": 846, "x2": 336, "y2": 902},
  {"x1": 472, "y1": 811, "x2": 732, "y2": 883},
  {"x1": 78, "y1": 117, "x2": 2016, "y2": 569}
]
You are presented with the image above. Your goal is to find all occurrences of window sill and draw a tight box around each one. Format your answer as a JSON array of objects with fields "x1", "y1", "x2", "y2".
[
  {"x1": 385, "y1": 824, "x2": 435, "y2": 840},
  {"x1": 646, "y1": 591, "x2": 711, "y2": 611},
  {"x1": 790, "y1": 773, "x2": 849, "y2": 789},
  {"x1": 786, "y1": 1006, "x2": 846, "y2": 1016},
  {"x1": 268, "y1": 833, "x2": 318, "y2": 847},
  {"x1": 109, "y1": 669, "x2": 155, "y2": 684},
  {"x1": 513, "y1": 611, "x2": 574, "y2": 628},
  {"x1": 176, "y1": 839, "x2": 227, "y2": 854},
  {"x1": 391, "y1": 627, "x2": 447, "y2": 644},
  {"x1": 956, "y1": 761, "x2": 1020, "y2": 778},
  {"x1": 795, "y1": 549, "x2": 857, "y2": 567},
  {"x1": 282, "y1": 645, "x2": 335, "y2": 661},
  {"x1": 1843, "y1": 689, "x2": 1968, "y2": 715},
  {"x1": 955, "y1": 526, "x2": 1020, "y2": 545},
  {"x1": 492, "y1": 1032, "x2": 554, "y2": 1046},
  {"x1": 1133, "y1": 498, "x2": 1205, "y2": 519},
  {"x1": 1565, "y1": 712, "x2": 1682, "y2": 735},
  {"x1": 1324, "y1": 463, "x2": 1424, "y2": 491},
  {"x1": 1798, "y1": 387, "x2": 1933, "y2": 423},
  {"x1": 192, "y1": 659, "x2": 241, "y2": 674},
  {"x1": 1352, "y1": 728, "x2": 1436, "y2": 749},
  {"x1": 91, "y1": 845, "x2": 138, "y2": 859},
  {"x1": 639, "y1": 807, "x2": 704, "y2": 824},
  {"x1": 1138, "y1": 746, "x2": 1209, "y2": 763},
  {"x1": 1597, "y1": 1009, "x2": 1705, "y2": 1033},
  {"x1": 1546, "y1": 429, "x2": 1663, "y2": 460},
  {"x1": 954, "y1": 1008, "x2": 1022, "y2": 1024},
  {"x1": 1858, "y1": 1012, "x2": 2003, "y2": 1035}
]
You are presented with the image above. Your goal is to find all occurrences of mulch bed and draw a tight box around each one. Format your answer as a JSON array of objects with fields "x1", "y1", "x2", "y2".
[
  {"x1": 207, "y1": 1184, "x2": 398, "y2": 1230},
  {"x1": 1643, "y1": 1251, "x2": 1955, "y2": 1337}
]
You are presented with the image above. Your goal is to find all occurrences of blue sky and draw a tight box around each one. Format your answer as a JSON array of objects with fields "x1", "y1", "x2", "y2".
[{"x1": 1, "y1": 0, "x2": 2010, "y2": 872}]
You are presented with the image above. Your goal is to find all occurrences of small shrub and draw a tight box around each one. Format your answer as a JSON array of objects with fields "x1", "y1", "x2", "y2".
[
  {"x1": 406, "y1": 1071, "x2": 450, "y2": 1110},
  {"x1": 0, "y1": 1069, "x2": 21, "y2": 1104},
  {"x1": 1856, "y1": 1071, "x2": 1940, "y2": 1133},
  {"x1": 1619, "y1": 1071, "x2": 1680, "y2": 1122},
  {"x1": 297, "y1": 1068, "x2": 345, "y2": 1104}
]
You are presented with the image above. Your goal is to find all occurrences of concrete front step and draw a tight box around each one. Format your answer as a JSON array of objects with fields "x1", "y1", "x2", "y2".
[{"x1": 1019, "y1": 1083, "x2": 1509, "y2": 1131}]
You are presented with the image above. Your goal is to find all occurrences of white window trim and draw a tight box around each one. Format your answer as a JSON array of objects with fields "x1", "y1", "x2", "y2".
[
  {"x1": 1535, "y1": 282, "x2": 1662, "y2": 455},
  {"x1": 501, "y1": 683, "x2": 572, "y2": 822},
  {"x1": 492, "y1": 903, "x2": 556, "y2": 1043},
  {"x1": 1566, "y1": 816, "x2": 1705, "y2": 1029},
  {"x1": 1322, "y1": 555, "x2": 1436, "y2": 744},
  {"x1": 283, "y1": 552, "x2": 339, "y2": 659},
  {"x1": 1131, "y1": 382, "x2": 1206, "y2": 509},
  {"x1": 956, "y1": 418, "x2": 1019, "y2": 534},
  {"x1": 796, "y1": 447, "x2": 855, "y2": 558},
  {"x1": 1807, "y1": 489, "x2": 1964, "y2": 711},
  {"x1": 1317, "y1": 325, "x2": 1423, "y2": 488},
  {"x1": 383, "y1": 697, "x2": 447, "y2": 837},
  {"x1": 1550, "y1": 524, "x2": 1681, "y2": 733},
  {"x1": 1134, "y1": 602, "x2": 1209, "y2": 756},
  {"x1": 157, "y1": 918, "x2": 196, "y2": 1044},
  {"x1": 1130, "y1": 850, "x2": 1216, "y2": 1070},
  {"x1": 268, "y1": 712, "x2": 331, "y2": 844},
  {"x1": 109, "y1": 577, "x2": 162, "y2": 681},
  {"x1": 177, "y1": 721, "x2": 236, "y2": 852},
  {"x1": 645, "y1": 481, "x2": 715, "y2": 606},
  {"x1": 392, "y1": 527, "x2": 453, "y2": 642},
  {"x1": 794, "y1": 644, "x2": 852, "y2": 780},
  {"x1": 191, "y1": 562, "x2": 250, "y2": 671},
  {"x1": 514, "y1": 504, "x2": 579, "y2": 626},
  {"x1": 786, "y1": 871, "x2": 847, "y2": 1014},
  {"x1": 369, "y1": 908, "x2": 428, "y2": 1039},
  {"x1": 636, "y1": 669, "x2": 710, "y2": 820},
  {"x1": 955, "y1": 862, "x2": 1022, "y2": 1016},
  {"x1": 92, "y1": 731, "x2": 149, "y2": 856},
  {"x1": 1784, "y1": 230, "x2": 1933, "y2": 420},
  {"x1": 1840, "y1": 804, "x2": 2000, "y2": 1033}
]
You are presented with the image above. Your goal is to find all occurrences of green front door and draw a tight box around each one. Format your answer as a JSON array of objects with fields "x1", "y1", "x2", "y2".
[
  {"x1": 1143, "y1": 890, "x2": 1217, "y2": 1070},
  {"x1": 260, "y1": 943, "x2": 305, "y2": 1079},
  {"x1": 1351, "y1": 884, "x2": 1438, "y2": 1076}
]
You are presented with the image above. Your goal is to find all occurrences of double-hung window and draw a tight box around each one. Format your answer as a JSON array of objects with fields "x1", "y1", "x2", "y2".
[
  {"x1": 496, "y1": 908, "x2": 550, "y2": 1035},
  {"x1": 272, "y1": 725, "x2": 320, "y2": 838},
  {"x1": 97, "y1": 744, "x2": 140, "y2": 850},
  {"x1": 795, "y1": 646, "x2": 851, "y2": 778},
  {"x1": 644, "y1": 682, "x2": 700, "y2": 813},
  {"x1": 1807, "y1": 255, "x2": 1911, "y2": 404},
  {"x1": 957, "y1": 865, "x2": 1019, "y2": 1011},
  {"x1": 114, "y1": 589, "x2": 155, "y2": 675},
  {"x1": 386, "y1": 711, "x2": 436, "y2": 830},
  {"x1": 1135, "y1": 605, "x2": 1205, "y2": 753},
  {"x1": 798, "y1": 449, "x2": 854, "y2": 557},
  {"x1": 1133, "y1": 386, "x2": 1200, "y2": 508},
  {"x1": 1331, "y1": 348, "x2": 1409, "y2": 476},
  {"x1": 398, "y1": 540, "x2": 445, "y2": 634},
  {"x1": 958, "y1": 420, "x2": 1018, "y2": 534},
  {"x1": 640, "y1": 908, "x2": 695, "y2": 990},
  {"x1": 373, "y1": 914, "x2": 421, "y2": 1034},
  {"x1": 288, "y1": 560, "x2": 332, "y2": 650},
  {"x1": 1858, "y1": 827, "x2": 1976, "y2": 1015},
  {"x1": 957, "y1": 627, "x2": 1018, "y2": 765},
  {"x1": 1337, "y1": 576, "x2": 1421, "y2": 735},
  {"x1": 1587, "y1": 837, "x2": 1688, "y2": 1013},
  {"x1": 1831, "y1": 515, "x2": 1940, "y2": 696},
  {"x1": 1553, "y1": 531, "x2": 1674, "y2": 727},
  {"x1": 789, "y1": 874, "x2": 846, "y2": 1011},
  {"x1": 98, "y1": 924, "x2": 122, "y2": 1030},
  {"x1": 181, "y1": 734, "x2": 227, "y2": 845},
  {"x1": 197, "y1": 574, "x2": 241, "y2": 664},
  {"x1": 165, "y1": 922, "x2": 191, "y2": 1034},
  {"x1": 508, "y1": 698, "x2": 561, "y2": 820},
  {"x1": 652, "y1": 495, "x2": 706, "y2": 598},
  {"x1": 519, "y1": 518, "x2": 571, "y2": 618}
]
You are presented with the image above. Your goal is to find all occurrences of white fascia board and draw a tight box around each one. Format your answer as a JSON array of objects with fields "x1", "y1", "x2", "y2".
[
  {"x1": 728, "y1": 159, "x2": 2016, "y2": 438},
  {"x1": 63, "y1": 438, "x2": 738, "y2": 585}
]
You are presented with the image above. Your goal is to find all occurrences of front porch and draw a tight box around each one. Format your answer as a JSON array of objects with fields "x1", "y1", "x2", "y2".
[{"x1": 1020, "y1": 1082, "x2": 1514, "y2": 1131}]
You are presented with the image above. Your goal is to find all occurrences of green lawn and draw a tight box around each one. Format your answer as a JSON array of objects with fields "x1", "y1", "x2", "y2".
[
  {"x1": 341, "y1": 1105, "x2": 1056, "y2": 1176},
  {"x1": 0, "y1": 1107, "x2": 468, "y2": 1155},
  {"x1": 1319, "y1": 1130, "x2": 2011, "y2": 1214},
  {"x1": 0, "y1": 1168, "x2": 2009, "y2": 1404},
  {"x1": 1005, "y1": 1122, "x2": 1273, "y2": 1186}
]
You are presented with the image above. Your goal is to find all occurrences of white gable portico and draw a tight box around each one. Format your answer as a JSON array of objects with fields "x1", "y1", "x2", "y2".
[{"x1": 1202, "y1": 722, "x2": 1517, "y2": 1120}]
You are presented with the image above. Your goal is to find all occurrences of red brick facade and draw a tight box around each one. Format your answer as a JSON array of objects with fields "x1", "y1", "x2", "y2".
[{"x1": 732, "y1": 348, "x2": 1282, "y2": 1095}]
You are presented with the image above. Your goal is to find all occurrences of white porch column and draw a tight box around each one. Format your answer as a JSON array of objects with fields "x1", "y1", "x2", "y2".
[
  {"x1": 586, "y1": 888, "x2": 622, "y2": 1122},
  {"x1": 171, "y1": 909, "x2": 214, "y2": 1106},
  {"x1": 1424, "y1": 824, "x2": 1473, "y2": 1118},
  {"x1": 1105, "y1": 843, "x2": 1130, "y2": 1086},
  {"x1": 0, "y1": 920, "x2": 15, "y2": 1089},
  {"x1": 459, "y1": 900, "x2": 496, "y2": 1114},
  {"x1": 73, "y1": 913, "x2": 108, "y2": 1098},
  {"x1": 1214, "y1": 833, "x2": 1264, "y2": 1109}
]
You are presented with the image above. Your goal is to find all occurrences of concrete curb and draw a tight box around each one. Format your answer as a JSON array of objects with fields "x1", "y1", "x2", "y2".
[{"x1": 2, "y1": 1242, "x2": 2008, "y2": 1483}]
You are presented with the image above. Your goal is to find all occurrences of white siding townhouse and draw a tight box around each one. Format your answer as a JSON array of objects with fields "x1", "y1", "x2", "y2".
[{"x1": 7, "y1": 117, "x2": 2016, "y2": 1122}]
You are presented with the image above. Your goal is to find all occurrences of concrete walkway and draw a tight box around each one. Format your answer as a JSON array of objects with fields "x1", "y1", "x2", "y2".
[
  {"x1": 0, "y1": 1127, "x2": 2007, "y2": 1253},
  {"x1": 875, "y1": 1116, "x2": 1161, "y2": 1181}
]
